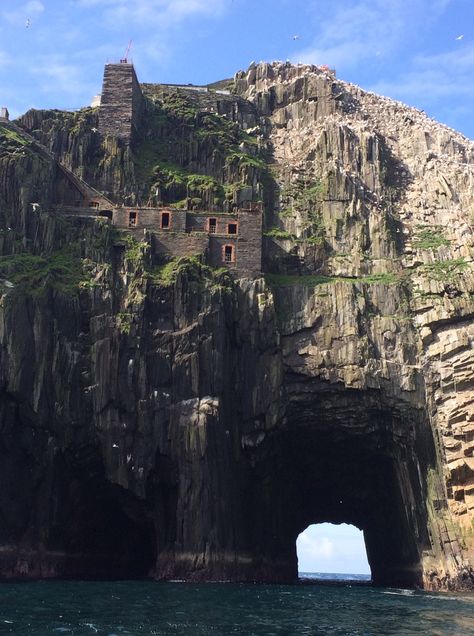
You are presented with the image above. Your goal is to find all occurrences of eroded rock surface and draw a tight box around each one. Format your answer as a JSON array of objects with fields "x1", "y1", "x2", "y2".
[{"x1": 1, "y1": 62, "x2": 474, "y2": 590}]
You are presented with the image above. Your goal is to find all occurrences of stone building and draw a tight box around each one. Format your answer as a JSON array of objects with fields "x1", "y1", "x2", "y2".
[
  {"x1": 93, "y1": 61, "x2": 263, "y2": 277},
  {"x1": 0, "y1": 108, "x2": 9, "y2": 121},
  {"x1": 112, "y1": 204, "x2": 262, "y2": 277},
  {"x1": 48, "y1": 62, "x2": 265, "y2": 277}
]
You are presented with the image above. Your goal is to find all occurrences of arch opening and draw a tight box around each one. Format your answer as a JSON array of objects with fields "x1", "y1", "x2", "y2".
[
  {"x1": 245, "y1": 392, "x2": 436, "y2": 588},
  {"x1": 296, "y1": 523, "x2": 371, "y2": 581}
]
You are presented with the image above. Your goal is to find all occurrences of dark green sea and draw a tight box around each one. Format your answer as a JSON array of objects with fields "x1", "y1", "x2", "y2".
[{"x1": 1, "y1": 576, "x2": 474, "y2": 635}]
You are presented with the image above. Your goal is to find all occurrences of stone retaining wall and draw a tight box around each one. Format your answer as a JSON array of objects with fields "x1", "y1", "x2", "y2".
[{"x1": 151, "y1": 232, "x2": 209, "y2": 260}]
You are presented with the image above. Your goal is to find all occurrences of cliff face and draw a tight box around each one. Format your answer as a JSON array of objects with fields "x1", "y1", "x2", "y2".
[{"x1": 1, "y1": 62, "x2": 474, "y2": 590}]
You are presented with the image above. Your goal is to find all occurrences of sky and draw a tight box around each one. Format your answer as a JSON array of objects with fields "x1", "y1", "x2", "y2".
[
  {"x1": 0, "y1": 0, "x2": 473, "y2": 137},
  {"x1": 297, "y1": 523, "x2": 370, "y2": 575}
]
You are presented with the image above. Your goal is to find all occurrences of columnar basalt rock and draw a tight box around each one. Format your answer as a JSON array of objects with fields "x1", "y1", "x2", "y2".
[
  {"x1": 1, "y1": 61, "x2": 474, "y2": 590},
  {"x1": 234, "y1": 61, "x2": 474, "y2": 589}
]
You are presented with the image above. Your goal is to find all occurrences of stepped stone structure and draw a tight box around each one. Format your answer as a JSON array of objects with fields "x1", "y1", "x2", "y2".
[{"x1": 98, "y1": 63, "x2": 143, "y2": 141}]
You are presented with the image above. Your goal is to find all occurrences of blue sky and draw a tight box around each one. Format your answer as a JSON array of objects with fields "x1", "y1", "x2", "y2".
[
  {"x1": 297, "y1": 524, "x2": 370, "y2": 575},
  {"x1": 0, "y1": 0, "x2": 473, "y2": 137}
]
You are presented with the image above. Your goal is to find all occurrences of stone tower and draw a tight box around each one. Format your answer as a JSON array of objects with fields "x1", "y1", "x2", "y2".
[{"x1": 98, "y1": 63, "x2": 143, "y2": 142}]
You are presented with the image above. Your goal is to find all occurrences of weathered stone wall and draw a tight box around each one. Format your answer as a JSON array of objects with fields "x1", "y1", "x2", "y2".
[
  {"x1": 208, "y1": 236, "x2": 238, "y2": 271},
  {"x1": 151, "y1": 231, "x2": 209, "y2": 260},
  {"x1": 99, "y1": 63, "x2": 143, "y2": 141},
  {"x1": 113, "y1": 207, "x2": 186, "y2": 231},
  {"x1": 186, "y1": 212, "x2": 238, "y2": 234},
  {"x1": 237, "y1": 209, "x2": 263, "y2": 276}
]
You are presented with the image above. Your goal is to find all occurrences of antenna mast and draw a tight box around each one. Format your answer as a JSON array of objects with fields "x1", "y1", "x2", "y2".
[{"x1": 120, "y1": 40, "x2": 133, "y2": 63}]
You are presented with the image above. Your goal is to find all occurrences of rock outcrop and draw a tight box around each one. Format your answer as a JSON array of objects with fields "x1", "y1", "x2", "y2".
[{"x1": 1, "y1": 61, "x2": 474, "y2": 590}]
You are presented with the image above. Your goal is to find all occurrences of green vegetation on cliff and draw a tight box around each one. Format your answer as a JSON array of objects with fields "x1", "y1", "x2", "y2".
[
  {"x1": 413, "y1": 225, "x2": 450, "y2": 250},
  {"x1": 276, "y1": 176, "x2": 326, "y2": 245},
  {"x1": 0, "y1": 249, "x2": 99, "y2": 295},
  {"x1": 134, "y1": 90, "x2": 268, "y2": 207},
  {"x1": 152, "y1": 255, "x2": 232, "y2": 290},
  {"x1": 0, "y1": 125, "x2": 35, "y2": 158},
  {"x1": 421, "y1": 257, "x2": 468, "y2": 281},
  {"x1": 114, "y1": 233, "x2": 232, "y2": 292}
]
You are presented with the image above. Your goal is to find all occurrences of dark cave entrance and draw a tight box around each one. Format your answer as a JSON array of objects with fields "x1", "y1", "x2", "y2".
[
  {"x1": 247, "y1": 388, "x2": 435, "y2": 588},
  {"x1": 296, "y1": 523, "x2": 371, "y2": 579},
  {"x1": 47, "y1": 453, "x2": 157, "y2": 579}
]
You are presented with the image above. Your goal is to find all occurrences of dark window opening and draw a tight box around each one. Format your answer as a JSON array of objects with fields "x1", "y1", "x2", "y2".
[
  {"x1": 89, "y1": 201, "x2": 100, "y2": 209},
  {"x1": 128, "y1": 211, "x2": 137, "y2": 227},
  {"x1": 209, "y1": 218, "x2": 217, "y2": 233},
  {"x1": 224, "y1": 245, "x2": 234, "y2": 263},
  {"x1": 161, "y1": 212, "x2": 170, "y2": 229},
  {"x1": 228, "y1": 222, "x2": 238, "y2": 235}
]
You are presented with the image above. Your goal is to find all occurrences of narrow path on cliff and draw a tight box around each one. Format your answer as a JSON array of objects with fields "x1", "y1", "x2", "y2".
[{"x1": 297, "y1": 523, "x2": 371, "y2": 580}]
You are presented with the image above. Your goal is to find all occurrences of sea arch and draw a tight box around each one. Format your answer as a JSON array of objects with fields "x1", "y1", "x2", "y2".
[{"x1": 240, "y1": 384, "x2": 435, "y2": 588}]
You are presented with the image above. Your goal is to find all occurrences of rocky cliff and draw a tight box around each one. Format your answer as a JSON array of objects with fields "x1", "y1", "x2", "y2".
[{"x1": 1, "y1": 61, "x2": 474, "y2": 590}]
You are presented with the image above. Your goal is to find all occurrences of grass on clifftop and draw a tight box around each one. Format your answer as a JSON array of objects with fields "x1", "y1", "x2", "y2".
[{"x1": 0, "y1": 125, "x2": 34, "y2": 158}]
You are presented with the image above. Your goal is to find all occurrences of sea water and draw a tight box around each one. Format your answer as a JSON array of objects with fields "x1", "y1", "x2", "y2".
[{"x1": 1, "y1": 575, "x2": 474, "y2": 635}]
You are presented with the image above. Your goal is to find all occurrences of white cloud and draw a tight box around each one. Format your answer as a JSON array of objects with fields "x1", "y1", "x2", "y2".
[
  {"x1": 297, "y1": 532, "x2": 335, "y2": 559},
  {"x1": 371, "y1": 43, "x2": 474, "y2": 108},
  {"x1": 296, "y1": 523, "x2": 370, "y2": 574},
  {"x1": 28, "y1": 57, "x2": 94, "y2": 105},
  {"x1": 75, "y1": 0, "x2": 227, "y2": 27},
  {"x1": 292, "y1": 0, "x2": 454, "y2": 70},
  {"x1": 25, "y1": 0, "x2": 45, "y2": 13}
]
